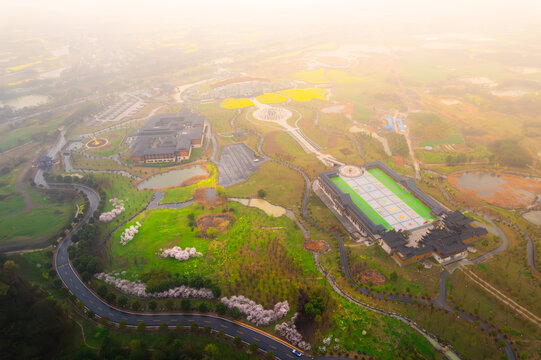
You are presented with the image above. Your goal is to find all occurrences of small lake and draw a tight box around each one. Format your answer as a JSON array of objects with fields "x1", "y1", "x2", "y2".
[
  {"x1": 454, "y1": 172, "x2": 507, "y2": 197},
  {"x1": 137, "y1": 166, "x2": 206, "y2": 190},
  {"x1": 523, "y1": 211, "x2": 541, "y2": 226},
  {"x1": 1, "y1": 95, "x2": 50, "y2": 110}
]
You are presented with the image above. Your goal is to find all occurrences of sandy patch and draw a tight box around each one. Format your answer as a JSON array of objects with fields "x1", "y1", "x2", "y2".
[
  {"x1": 440, "y1": 99, "x2": 461, "y2": 105},
  {"x1": 462, "y1": 77, "x2": 498, "y2": 87}
]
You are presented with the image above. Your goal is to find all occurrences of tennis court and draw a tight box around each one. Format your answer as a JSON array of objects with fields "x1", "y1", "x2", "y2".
[{"x1": 331, "y1": 169, "x2": 434, "y2": 231}]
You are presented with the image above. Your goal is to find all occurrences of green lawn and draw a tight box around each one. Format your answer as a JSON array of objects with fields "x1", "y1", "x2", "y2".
[
  {"x1": 109, "y1": 201, "x2": 316, "y2": 307},
  {"x1": 91, "y1": 173, "x2": 153, "y2": 233},
  {"x1": 0, "y1": 201, "x2": 75, "y2": 243},
  {"x1": 109, "y1": 207, "x2": 211, "y2": 280},
  {"x1": 86, "y1": 128, "x2": 131, "y2": 157},
  {"x1": 419, "y1": 133, "x2": 465, "y2": 147},
  {"x1": 0, "y1": 169, "x2": 25, "y2": 218}
]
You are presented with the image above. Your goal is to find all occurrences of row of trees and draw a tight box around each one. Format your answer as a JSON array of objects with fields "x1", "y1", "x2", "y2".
[{"x1": 139, "y1": 268, "x2": 221, "y2": 297}]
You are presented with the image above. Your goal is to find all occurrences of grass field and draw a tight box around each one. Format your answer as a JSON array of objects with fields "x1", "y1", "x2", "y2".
[
  {"x1": 324, "y1": 296, "x2": 438, "y2": 360},
  {"x1": 109, "y1": 201, "x2": 316, "y2": 307},
  {"x1": 92, "y1": 173, "x2": 153, "y2": 233},
  {"x1": 85, "y1": 128, "x2": 131, "y2": 157},
  {"x1": 292, "y1": 68, "x2": 328, "y2": 84},
  {"x1": 419, "y1": 133, "x2": 465, "y2": 147},
  {"x1": 256, "y1": 92, "x2": 289, "y2": 104},
  {"x1": 197, "y1": 102, "x2": 235, "y2": 133},
  {"x1": 0, "y1": 186, "x2": 78, "y2": 247},
  {"x1": 279, "y1": 88, "x2": 328, "y2": 102},
  {"x1": 109, "y1": 207, "x2": 211, "y2": 279},
  {"x1": 221, "y1": 98, "x2": 254, "y2": 109},
  {"x1": 367, "y1": 168, "x2": 434, "y2": 221},
  {"x1": 0, "y1": 168, "x2": 25, "y2": 218},
  {"x1": 226, "y1": 161, "x2": 305, "y2": 211}
]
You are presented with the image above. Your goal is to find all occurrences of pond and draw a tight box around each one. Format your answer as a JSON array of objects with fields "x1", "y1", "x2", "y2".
[
  {"x1": 230, "y1": 197, "x2": 286, "y2": 217},
  {"x1": 1, "y1": 95, "x2": 50, "y2": 110},
  {"x1": 454, "y1": 172, "x2": 507, "y2": 197},
  {"x1": 523, "y1": 211, "x2": 541, "y2": 226},
  {"x1": 449, "y1": 172, "x2": 541, "y2": 208},
  {"x1": 137, "y1": 166, "x2": 207, "y2": 190}
]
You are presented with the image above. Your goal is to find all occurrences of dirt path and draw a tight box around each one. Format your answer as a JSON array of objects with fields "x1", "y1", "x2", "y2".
[{"x1": 461, "y1": 268, "x2": 541, "y2": 328}]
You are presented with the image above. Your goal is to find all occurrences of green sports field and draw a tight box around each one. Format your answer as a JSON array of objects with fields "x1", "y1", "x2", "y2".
[
  {"x1": 331, "y1": 176, "x2": 393, "y2": 230},
  {"x1": 330, "y1": 168, "x2": 434, "y2": 232},
  {"x1": 367, "y1": 168, "x2": 434, "y2": 221}
]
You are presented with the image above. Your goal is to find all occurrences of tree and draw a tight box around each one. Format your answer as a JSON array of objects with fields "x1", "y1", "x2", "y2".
[
  {"x1": 390, "y1": 271, "x2": 398, "y2": 282},
  {"x1": 230, "y1": 306, "x2": 241, "y2": 319},
  {"x1": 199, "y1": 302, "x2": 209, "y2": 313},
  {"x1": 206, "y1": 227, "x2": 217, "y2": 238},
  {"x1": 204, "y1": 343, "x2": 219, "y2": 359},
  {"x1": 233, "y1": 336, "x2": 242, "y2": 347},
  {"x1": 257, "y1": 189, "x2": 266, "y2": 198},
  {"x1": 191, "y1": 323, "x2": 199, "y2": 332},
  {"x1": 87, "y1": 310, "x2": 95, "y2": 319},
  {"x1": 149, "y1": 301, "x2": 158, "y2": 311},
  {"x1": 131, "y1": 301, "x2": 141, "y2": 311},
  {"x1": 175, "y1": 323, "x2": 183, "y2": 332},
  {"x1": 137, "y1": 322, "x2": 146, "y2": 333},
  {"x1": 216, "y1": 302, "x2": 227, "y2": 315},
  {"x1": 249, "y1": 342, "x2": 258, "y2": 354},
  {"x1": 204, "y1": 325, "x2": 211, "y2": 335},
  {"x1": 106, "y1": 293, "x2": 116, "y2": 304},
  {"x1": 118, "y1": 296, "x2": 128, "y2": 308},
  {"x1": 159, "y1": 322, "x2": 168, "y2": 332},
  {"x1": 181, "y1": 299, "x2": 191, "y2": 311},
  {"x1": 119, "y1": 320, "x2": 127, "y2": 330},
  {"x1": 265, "y1": 350, "x2": 275, "y2": 360},
  {"x1": 97, "y1": 285, "x2": 107, "y2": 297}
]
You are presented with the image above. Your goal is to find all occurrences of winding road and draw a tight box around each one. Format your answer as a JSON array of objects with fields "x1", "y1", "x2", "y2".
[{"x1": 41, "y1": 104, "x2": 518, "y2": 359}]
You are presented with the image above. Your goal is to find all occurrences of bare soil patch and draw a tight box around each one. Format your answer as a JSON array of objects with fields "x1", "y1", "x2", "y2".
[
  {"x1": 359, "y1": 269, "x2": 386, "y2": 286},
  {"x1": 393, "y1": 155, "x2": 404, "y2": 167},
  {"x1": 196, "y1": 213, "x2": 235, "y2": 234},
  {"x1": 316, "y1": 56, "x2": 349, "y2": 67},
  {"x1": 303, "y1": 240, "x2": 328, "y2": 253},
  {"x1": 211, "y1": 77, "x2": 267, "y2": 89},
  {"x1": 193, "y1": 187, "x2": 226, "y2": 207}
]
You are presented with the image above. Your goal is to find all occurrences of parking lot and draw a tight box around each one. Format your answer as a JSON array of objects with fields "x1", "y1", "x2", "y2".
[{"x1": 216, "y1": 143, "x2": 266, "y2": 187}]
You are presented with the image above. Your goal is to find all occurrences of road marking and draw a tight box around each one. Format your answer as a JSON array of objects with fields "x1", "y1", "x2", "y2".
[
  {"x1": 270, "y1": 345, "x2": 277, "y2": 350},
  {"x1": 237, "y1": 330, "x2": 244, "y2": 334},
  {"x1": 286, "y1": 354, "x2": 294, "y2": 358},
  {"x1": 203, "y1": 320, "x2": 211, "y2": 323}
]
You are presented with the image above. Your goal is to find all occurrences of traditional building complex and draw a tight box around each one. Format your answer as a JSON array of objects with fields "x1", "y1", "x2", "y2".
[
  {"x1": 314, "y1": 162, "x2": 487, "y2": 266},
  {"x1": 130, "y1": 109, "x2": 206, "y2": 163}
]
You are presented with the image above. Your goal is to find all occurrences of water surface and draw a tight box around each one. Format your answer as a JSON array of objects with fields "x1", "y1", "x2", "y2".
[{"x1": 137, "y1": 166, "x2": 206, "y2": 190}]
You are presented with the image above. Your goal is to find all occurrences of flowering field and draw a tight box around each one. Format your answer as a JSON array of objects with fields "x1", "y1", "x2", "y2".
[
  {"x1": 221, "y1": 97, "x2": 254, "y2": 109},
  {"x1": 278, "y1": 88, "x2": 328, "y2": 102},
  {"x1": 109, "y1": 207, "x2": 211, "y2": 279},
  {"x1": 107, "y1": 200, "x2": 317, "y2": 307},
  {"x1": 256, "y1": 92, "x2": 289, "y2": 104}
]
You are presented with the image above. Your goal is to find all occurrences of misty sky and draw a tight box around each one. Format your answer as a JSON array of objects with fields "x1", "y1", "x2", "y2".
[{"x1": 2, "y1": 0, "x2": 541, "y2": 36}]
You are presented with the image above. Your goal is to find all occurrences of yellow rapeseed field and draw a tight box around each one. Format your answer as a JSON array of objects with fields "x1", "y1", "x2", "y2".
[
  {"x1": 221, "y1": 97, "x2": 255, "y2": 109},
  {"x1": 7, "y1": 61, "x2": 41, "y2": 71},
  {"x1": 292, "y1": 68, "x2": 328, "y2": 84},
  {"x1": 279, "y1": 88, "x2": 328, "y2": 102},
  {"x1": 256, "y1": 93, "x2": 289, "y2": 104}
]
